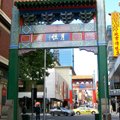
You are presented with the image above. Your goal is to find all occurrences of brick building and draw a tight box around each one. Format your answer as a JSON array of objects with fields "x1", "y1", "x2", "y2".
[{"x1": 0, "y1": 0, "x2": 12, "y2": 114}]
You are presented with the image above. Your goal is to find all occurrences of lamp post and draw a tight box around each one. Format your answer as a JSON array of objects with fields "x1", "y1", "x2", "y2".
[
  {"x1": 104, "y1": 76, "x2": 109, "y2": 120},
  {"x1": 43, "y1": 49, "x2": 46, "y2": 120}
]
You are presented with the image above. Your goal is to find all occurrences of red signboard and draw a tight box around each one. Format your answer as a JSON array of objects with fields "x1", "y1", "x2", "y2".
[{"x1": 19, "y1": 32, "x2": 96, "y2": 43}]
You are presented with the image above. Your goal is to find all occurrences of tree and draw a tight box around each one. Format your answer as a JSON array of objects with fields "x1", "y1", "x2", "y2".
[{"x1": 19, "y1": 49, "x2": 55, "y2": 84}]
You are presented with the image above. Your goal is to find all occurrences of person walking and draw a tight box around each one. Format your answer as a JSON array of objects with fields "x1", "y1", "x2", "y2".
[
  {"x1": 21, "y1": 103, "x2": 27, "y2": 120},
  {"x1": 35, "y1": 104, "x2": 41, "y2": 120},
  {"x1": 22, "y1": 103, "x2": 27, "y2": 114},
  {"x1": 118, "y1": 102, "x2": 120, "y2": 120}
]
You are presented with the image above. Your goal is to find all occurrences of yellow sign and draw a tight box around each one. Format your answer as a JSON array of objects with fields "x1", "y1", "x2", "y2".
[{"x1": 111, "y1": 12, "x2": 120, "y2": 57}]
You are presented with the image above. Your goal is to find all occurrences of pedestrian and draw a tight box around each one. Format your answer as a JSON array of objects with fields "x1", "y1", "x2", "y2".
[
  {"x1": 118, "y1": 103, "x2": 120, "y2": 120},
  {"x1": 21, "y1": 103, "x2": 28, "y2": 120},
  {"x1": 35, "y1": 104, "x2": 40, "y2": 120},
  {"x1": 110, "y1": 104, "x2": 113, "y2": 113},
  {"x1": 22, "y1": 103, "x2": 27, "y2": 114}
]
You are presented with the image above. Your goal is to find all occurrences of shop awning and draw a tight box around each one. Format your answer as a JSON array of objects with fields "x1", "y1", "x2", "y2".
[{"x1": 18, "y1": 92, "x2": 43, "y2": 98}]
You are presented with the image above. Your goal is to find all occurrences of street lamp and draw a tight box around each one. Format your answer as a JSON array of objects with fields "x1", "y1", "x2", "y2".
[{"x1": 43, "y1": 49, "x2": 46, "y2": 120}]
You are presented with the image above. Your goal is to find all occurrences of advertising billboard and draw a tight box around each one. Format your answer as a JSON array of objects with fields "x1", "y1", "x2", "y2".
[{"x1": 111, "y1": 12, "x2": 120, "y2": 57}]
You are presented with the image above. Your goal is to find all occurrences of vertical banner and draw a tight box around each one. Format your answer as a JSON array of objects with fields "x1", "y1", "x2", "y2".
[{"x1": 111, "y1": 12, "x2": 120, "y2": 57}]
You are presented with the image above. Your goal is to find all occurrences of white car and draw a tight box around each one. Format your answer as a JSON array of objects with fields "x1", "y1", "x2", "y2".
[{"x1": 50, "y1": 107, "x2": 75, "y2": 116}]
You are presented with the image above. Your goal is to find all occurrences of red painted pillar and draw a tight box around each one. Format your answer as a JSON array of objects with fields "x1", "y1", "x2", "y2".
[
  {"x1": 69, "y1": 90, "x2": 73, "y2": 108},
  {"x1": 92, "y1": 89, "x2": 96, "y2": 105}
]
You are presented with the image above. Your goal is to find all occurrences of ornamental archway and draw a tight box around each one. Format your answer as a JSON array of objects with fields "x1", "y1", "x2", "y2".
[{"x1": 8, "y1": 0, "x2": 109, "y2": 120}]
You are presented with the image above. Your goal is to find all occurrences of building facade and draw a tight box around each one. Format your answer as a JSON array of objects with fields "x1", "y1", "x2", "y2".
[
  {"x1": 18, "y1": 66, "x2": 73, "y2": 111},
  {"x1": 107, "y1": 24, "x2": 120, "y2": 112},
  {"x1": 55, "y1": 66, "x2": 76, "y2": 108},
  {"x1": 46, "y1": 68, "x2": 69, "y2": 108},
  {"x1": 0, "y1": 0, "x2": 12, "y2": 114}
]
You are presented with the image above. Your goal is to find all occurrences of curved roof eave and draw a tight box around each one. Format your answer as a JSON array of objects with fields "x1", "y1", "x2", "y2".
[{"x1": 14, "y1": 0, "x2": 96, "y2": 10}]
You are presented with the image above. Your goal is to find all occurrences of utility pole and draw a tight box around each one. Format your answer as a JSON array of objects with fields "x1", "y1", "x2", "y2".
[
  {"x1": 43, "y1": 49, "x2": 46, "y2": 120},
  {"x1": 104, "y1": 76, "x2": 109, "y2": 120}
]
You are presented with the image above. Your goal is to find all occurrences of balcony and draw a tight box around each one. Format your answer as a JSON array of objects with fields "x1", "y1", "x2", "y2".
[{"x1": 107, "y1": 51, "x2": 113, "y2": 58}]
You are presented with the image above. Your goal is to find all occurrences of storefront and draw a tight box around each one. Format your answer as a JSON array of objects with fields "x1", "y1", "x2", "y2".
[
  {"x1": 0, "y1": 67, "x2": 8, "y2": 115},
  {"x1": 109, "y1": 55, "x2": 120, "y2": 112}
]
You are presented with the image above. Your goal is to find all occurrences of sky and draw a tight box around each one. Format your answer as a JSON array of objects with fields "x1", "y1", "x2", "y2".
[
  {"x1": 73, "y1": 0, "x2": 120, "y2": 81},
  {"x1": 105, "y1": 0, "x2": 120, "y2": 25}
]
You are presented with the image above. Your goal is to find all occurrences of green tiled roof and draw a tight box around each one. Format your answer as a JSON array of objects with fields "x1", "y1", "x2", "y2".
[
  {"x1": 14, "y1": 0, "x2": 96, "y2": 24},
  {"x1": 15, "y1": 0, "x2": 95, "y2": 3},
  {"x1": 14, "y1": 0, "x2": 96, "y2": 9}
]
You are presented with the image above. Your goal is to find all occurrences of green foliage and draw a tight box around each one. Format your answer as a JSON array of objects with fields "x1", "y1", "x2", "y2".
[{"x1": 19, "y1": 49, "x2": 55, "y2": 82}]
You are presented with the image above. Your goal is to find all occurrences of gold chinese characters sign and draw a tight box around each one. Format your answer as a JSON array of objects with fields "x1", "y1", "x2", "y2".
[{"x1": 111, "y1": 12, "x2": 120, "y2": 57}]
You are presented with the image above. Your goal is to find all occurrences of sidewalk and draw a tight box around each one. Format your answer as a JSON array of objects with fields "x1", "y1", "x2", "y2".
[
  {"x1": 111, "y1": 112, "x2": 120, "y2": 120},
  {"x1": 21, "y1": 113, "x2": 51, "y2": 120},
  {"x1": 25, "y1": 113, "x2": 51, "y2": 116},
  {"x1": 111, "y1": 112, "x2": 119, "y2": 116}
]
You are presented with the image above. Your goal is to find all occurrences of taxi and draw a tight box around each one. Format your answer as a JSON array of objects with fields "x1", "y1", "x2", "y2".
[{"x1": 73, "y1": 106, "x2": 98, "y2": 115}]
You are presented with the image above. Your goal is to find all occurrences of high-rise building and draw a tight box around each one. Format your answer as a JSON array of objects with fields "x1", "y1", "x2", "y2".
[{"x1": 53, "y1": 48, "x2": 74, "y2": 67}]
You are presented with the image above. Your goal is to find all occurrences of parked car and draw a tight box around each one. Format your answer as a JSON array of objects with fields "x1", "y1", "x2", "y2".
[
  {"x1": 50, "y1": 107, "x2": 75, "y2": 116},
  {"x1": 73, "y1": 106, "x2": 98, "y2": 115}
]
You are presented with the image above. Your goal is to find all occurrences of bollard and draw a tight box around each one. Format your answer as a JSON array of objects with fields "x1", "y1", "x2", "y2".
[
  {"x1": 103, "y1": 113, "x2": 111, "y2": 120},
  {"x1": 22, "y1": 114, "x2": 30, "y2": 120},
  {"x1": 95, "y1": 113, "x2": 99, "y2": 120}
]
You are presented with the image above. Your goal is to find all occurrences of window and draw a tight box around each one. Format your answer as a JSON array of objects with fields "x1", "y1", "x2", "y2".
[
  {"x1": 0, "y1": 0, "x2": 3, "y2": 9},
  {"x1": 114, "y1": 83, "x2": 120, "y2": 89},
  {"x1": 0, "y1": 0, "x2": 1, "y2": 8}
]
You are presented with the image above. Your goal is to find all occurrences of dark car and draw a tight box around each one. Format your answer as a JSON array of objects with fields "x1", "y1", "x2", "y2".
[{"x1": 50, "y1": 107, "x2": 75, "y2": 116}]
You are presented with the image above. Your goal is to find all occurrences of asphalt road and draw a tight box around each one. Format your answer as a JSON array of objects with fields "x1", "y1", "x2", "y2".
[
  {"x1": 30, "y1": 115, "x2": 94, "y2": 120},
  {"x1": 29, "y1": 113, "x2": 119, "y2": 120}
]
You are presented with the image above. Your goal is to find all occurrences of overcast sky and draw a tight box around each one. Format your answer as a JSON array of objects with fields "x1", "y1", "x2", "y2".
[{"x1": 74, "y1": 49, "x2": 97, "y2": 76}]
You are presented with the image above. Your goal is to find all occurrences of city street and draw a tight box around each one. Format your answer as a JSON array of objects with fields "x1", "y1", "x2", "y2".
[
  {"x1": 1, "y1": 0, "x2": 120, "y2": 120},
  {"x1": 29, "y1": 113, "x2": 119, "y2": 120}
]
